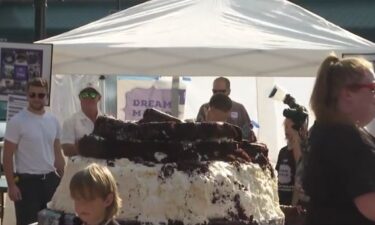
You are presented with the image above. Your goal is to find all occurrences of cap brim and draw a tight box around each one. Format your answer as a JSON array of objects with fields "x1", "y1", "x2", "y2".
[{"x1": 79, "y1": 87, "x2": 101, "y2": 96}]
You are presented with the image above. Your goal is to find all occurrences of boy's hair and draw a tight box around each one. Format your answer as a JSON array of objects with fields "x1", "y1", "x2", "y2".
[
  {"x1": 209, "y1": 93, "x2": 232, "y2": 112},
  {"x1": 70, "y1": 163, "x2": 122, "y2": 220},
  {"x1": 27, "y1": 77, "x2": 49, "y2": 92}
]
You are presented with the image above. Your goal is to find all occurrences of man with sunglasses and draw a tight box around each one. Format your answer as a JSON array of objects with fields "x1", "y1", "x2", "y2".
[
  {"x1": 3, "y1": 78, "x2": 65, "y2": 225},
  {"x1": 196, "y1": 77, "x2": 256, "y2": 142},
  {"x1": 61, "y1": 82, "x2": 101, "y2": 156}
]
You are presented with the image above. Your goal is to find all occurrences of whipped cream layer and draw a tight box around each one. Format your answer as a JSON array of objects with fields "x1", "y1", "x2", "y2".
[{"x1": 48, "y1": 156, "x2": 284, "y2": 225}]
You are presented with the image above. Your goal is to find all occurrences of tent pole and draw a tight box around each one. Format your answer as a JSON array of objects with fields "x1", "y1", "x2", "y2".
[
  {"x1": 99, "y1": 75, "x2": 106, "y2": 114},
  {"x1": 171, "y1": 76, "x2": 180, "y2": 118},
  {"x1": 256, "y1": 77, "x2": 279, "y2": 163},
  {"x1": 34, "y1": 0, "x2": 47, "y2": 41},
  {"x1": 117, "y1": 0, "x2": 121, "y2": 11}
]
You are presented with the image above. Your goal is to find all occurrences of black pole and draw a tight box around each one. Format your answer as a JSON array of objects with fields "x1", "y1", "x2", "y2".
[
  {"x1": 34, "y1": 0, "x2": 47, "y2": 41},
  {"x1": 117, "y1": 0, "x2": 121, "y2": 11}
]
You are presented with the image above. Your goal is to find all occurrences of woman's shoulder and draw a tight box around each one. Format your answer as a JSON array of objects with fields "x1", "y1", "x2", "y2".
[
  {"x1": 310, "y1": 122, "x2": 360, "y2": 139},
  {"x1": 309, "y1": 122, "x2": 365, "y2": 150}
]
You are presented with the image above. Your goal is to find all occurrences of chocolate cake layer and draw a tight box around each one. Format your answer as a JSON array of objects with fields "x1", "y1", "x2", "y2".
[
  {"x1": 79, "y1": 135, "x2": 243, "y2": 162},
  {"x1": 78, "y1": 136, "x2": 268, "y2": 163},
  {"x1": 139, "y1": 108, "x2": 184, "y2": 123},
  {"x1": 93, "y1": 116, "x2": 242, "y2": 141}
]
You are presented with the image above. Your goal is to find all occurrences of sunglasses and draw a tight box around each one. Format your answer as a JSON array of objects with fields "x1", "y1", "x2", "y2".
[
  {"x1": 346, "y1": 82, "x2": 375, "y2": 93},
  {"x1": 29, "y1": 92, "x2": 46, "y2": 99},
  {"x1": 212, "y1": 89, "x2": 227, "y2": 94},
  {"x1": 79, "y1": 91, "x2": 99, "y2": 99}
]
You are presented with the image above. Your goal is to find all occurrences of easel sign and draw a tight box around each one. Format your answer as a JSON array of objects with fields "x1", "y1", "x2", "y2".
[
  {"x1": 0, "y1": 42, "x2": 53, "y2": 105},
  {"x1": 6, "y1": 94, "x2": 28, "y2": 121}
]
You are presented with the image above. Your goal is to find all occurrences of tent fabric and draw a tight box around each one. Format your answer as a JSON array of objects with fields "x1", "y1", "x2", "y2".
[{"x1": 38, "y1": 0, "x2": 375, "y2": 77}]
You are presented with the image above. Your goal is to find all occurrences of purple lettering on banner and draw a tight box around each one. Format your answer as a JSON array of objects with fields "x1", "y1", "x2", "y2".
[
  {"x1": 133, "y1": 99, "x2": 140, "y2": 106},
  {"x1": 124, "y1": 86, "x2": 186, "y2": 121},
  {"x1": 132, "y1": 110, "x2": 142, "y2": 117},
  {"x1": 148, "y1": 100, "x2": 154, "y2": 108},
  {"x1": 141, "y1": 100, "x2": 148, "y2": 107},
  {"x1": 163, "y1": 101, "x2": 171, "y2": 108},
  {"x1": 155, "y1": 101, "x2": 162, "y2": 108}
]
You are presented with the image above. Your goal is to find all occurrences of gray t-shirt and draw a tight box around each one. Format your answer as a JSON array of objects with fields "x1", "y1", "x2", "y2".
[{"x1": 196, "y1": 100, "x2": 254, "y2": 140}]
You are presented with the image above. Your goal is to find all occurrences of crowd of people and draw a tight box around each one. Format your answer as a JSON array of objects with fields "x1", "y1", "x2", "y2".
[
  {"x1": 2, "y1": 53, "x2": 375, "y2": 225},
  {"x1": 3, "y1": 79, "x2": 104, "y2": 225}
]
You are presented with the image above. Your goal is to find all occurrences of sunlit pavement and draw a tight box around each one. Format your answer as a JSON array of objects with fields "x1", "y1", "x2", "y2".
[{"x1": 3, "y1": 194, "x2": 16, "y2": 225}]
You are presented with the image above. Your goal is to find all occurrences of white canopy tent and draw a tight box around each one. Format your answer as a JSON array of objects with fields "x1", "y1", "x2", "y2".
[
  {"x1": 36, "y1": 0, "x2": 375, "y2": 163},
  {"x1": 38, "y1": 0, "x2": 375, "y2": 76}
]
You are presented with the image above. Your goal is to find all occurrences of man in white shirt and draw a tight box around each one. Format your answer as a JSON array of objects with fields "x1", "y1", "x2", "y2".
[
  {"x1": 3, "y1": 78, "x2": 65, "y2": 225},
  {"x1": 61, "y1": 82, "x2": 101, "y2": 156}
]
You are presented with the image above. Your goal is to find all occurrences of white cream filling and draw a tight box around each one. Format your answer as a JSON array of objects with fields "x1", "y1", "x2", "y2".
[{"x1": 48, "y1": 156, "x2": 284, "y2": 225}]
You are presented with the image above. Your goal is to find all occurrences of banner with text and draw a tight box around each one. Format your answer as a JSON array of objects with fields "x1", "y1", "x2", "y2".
[{"x1": 117, "y1": 78, "x2": 186, "y2": 121}]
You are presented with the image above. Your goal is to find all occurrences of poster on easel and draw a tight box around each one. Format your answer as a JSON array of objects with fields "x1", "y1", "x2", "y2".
[
  {"x1": 6, "y1": 94, "x2": 28, "y2": 121},
  {"x1": 0, "y1": 42, "x2": 53, "y2": 105}
]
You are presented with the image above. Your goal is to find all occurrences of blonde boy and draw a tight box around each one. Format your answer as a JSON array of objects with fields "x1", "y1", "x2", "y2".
[{"x1": 70, "y1": 163, "x2": 122, "y2": 225}]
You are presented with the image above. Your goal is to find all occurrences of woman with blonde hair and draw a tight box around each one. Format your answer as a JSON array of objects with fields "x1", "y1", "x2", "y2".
[
  {"x1": 70, "y1": 163, "x2": 122, "y2": 225},
  {"x1": 304, "y1": 54, "x2": 375, "y2": 225}
]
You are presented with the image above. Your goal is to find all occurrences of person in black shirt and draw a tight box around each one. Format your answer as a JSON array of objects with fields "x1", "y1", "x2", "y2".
[
  {"x1": 304, "y1": 54, "x2": 375, "y2": 225},
  {"x1": 276, "y1": 118, "x2": 300, "y2": 205}
]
